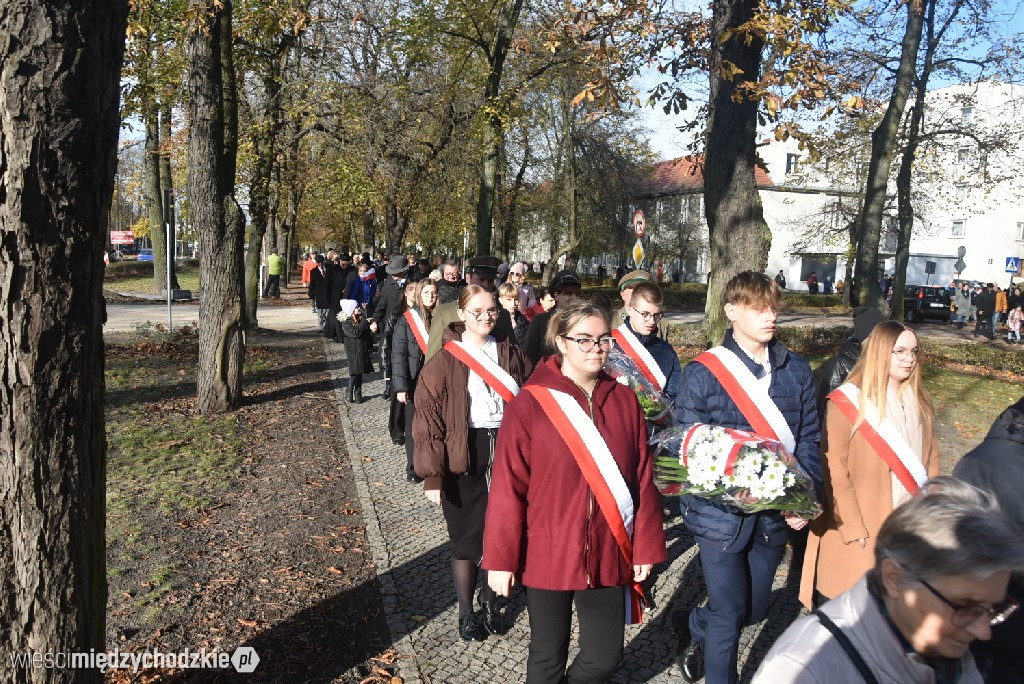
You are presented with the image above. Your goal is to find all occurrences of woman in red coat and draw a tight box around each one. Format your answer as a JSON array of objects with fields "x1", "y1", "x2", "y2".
[{"x1": 483, "y1": 300, "x2": 667, "y2": 683}]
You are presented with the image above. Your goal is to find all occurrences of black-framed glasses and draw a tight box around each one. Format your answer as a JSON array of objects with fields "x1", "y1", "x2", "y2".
[
  {"x1": 629, "y1": 306, "x2": 664, "y2": 323},
  {"x1": 915, "y1": 575, "x2": 1019, "y2": 627},
  {"x1": 562, "y1": 335, "x2": 614, "y2": 353}
]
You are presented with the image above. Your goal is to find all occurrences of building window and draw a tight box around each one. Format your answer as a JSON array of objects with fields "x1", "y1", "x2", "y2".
[
  {"x1": 1018, "y1": 222, "x2": 1024, "y2": 241},
  {"x1": 956, "y1": 185, "x2": 968, "y2": 202},
  {"x1": 957, "y1": 147, "x2": 971, "y2": 165},
  {"x1": 952, "y1": 220, "x2": 965, "y2": 238},
  {"x1": 786, "y1": 153, "x2": 799, "y2": 175},
  {"x1": 961, "y1": 107, "x2": 974, "y2": 125}
]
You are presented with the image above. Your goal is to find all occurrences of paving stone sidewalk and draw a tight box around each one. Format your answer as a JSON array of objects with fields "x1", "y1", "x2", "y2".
[{"x1": 324, "y1": 336, "x2": 807, "y2": 683}]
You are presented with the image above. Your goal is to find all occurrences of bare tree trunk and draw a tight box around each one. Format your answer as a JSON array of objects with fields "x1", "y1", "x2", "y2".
[
  {"x1": 191, "y1": 0, "x2": 246, "y2": 413},
  {"x1": 160, "y1": 101, "x2": 180, "y2": 290},
  {"x1": 854, "y1": 0, "x2": 924, "y2": 310},
  {"x1": 703, "y1": 0, "x2": 771, "y2": 347},
  {"x1": 0, "y1": 2, "x2": 127, "y2": 681},
  {"x1": 244, "y1": 68, "x2": 285, "y2": 328},
  {"x1": 893, "y1": 0, "x2": 947, "y2": 320},
  {"x1": 474, "y1": 0, "x2": 525, "y2": 255}
]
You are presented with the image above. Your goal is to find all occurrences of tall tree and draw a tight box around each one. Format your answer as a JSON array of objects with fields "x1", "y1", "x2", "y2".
[
  {"x1": 190, "y1": 0, "x2": 247, "y2": 412},
  {"x1": 0, "y1": 2, "x2": 127, "y2": 681},
  {"x1": 853, "y1": 0, "x2": 925, "y2": 309},
  {"x1": 701, "y1": 0, "x2": 772, "y2": 344}
]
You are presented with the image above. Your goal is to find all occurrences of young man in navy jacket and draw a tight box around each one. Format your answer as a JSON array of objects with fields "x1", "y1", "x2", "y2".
[{"x1": 671, "y1": 271, "x2": 822, "y2": 684}]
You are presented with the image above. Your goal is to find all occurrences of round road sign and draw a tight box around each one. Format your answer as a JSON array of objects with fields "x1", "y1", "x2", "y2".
[{"x1": 632, "y1": 210, "x2": 646, "y2": 238}]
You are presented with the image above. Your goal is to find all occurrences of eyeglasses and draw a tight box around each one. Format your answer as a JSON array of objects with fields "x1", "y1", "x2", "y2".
[
  {"x1": 915, "y1": 575, "x2": 1020, "y2": 627},
  {"x1": 630, "y1": 306, "x2": 664, "y2": 323},
  {"x1": 562, "y1": 335, "x2": 614, "y2": 353},
  {"x1": 465, "y1": 308, "x2": 500, "y2": 320},
  {"x1": 892, "y1": 348, "x2": 919, "y2": 360}
]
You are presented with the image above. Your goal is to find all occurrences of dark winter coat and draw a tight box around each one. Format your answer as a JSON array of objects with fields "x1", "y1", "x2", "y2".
[
  {"x1": 1008, "y1": 292, "x2": 1023, "y2": 312},
  {"x1": 509, "y1": 309, "x2": 530, "y2": 347},
  {"x1": 308, "y1": 265, "x2": 330, "y2": 309},
  {"x1": 413, "y1": 324, "x2": 530, "y2": 491},
  {"x1": 391, "y1": 312, "x2": 428, "y2": 396},
  {"x1": 523, "y1": 308, "x2": 554, "y2": 365},
  {"x1": 815, "y1": 334, "x2": 861, "y2": 413},
  {"x1": 482, "y1": 356, "x2": 667, "y2": 590},
  {"x1": 975, "y1": 290, "x2": 996, "y2": 316},
  {"x1": 672, "y1": 330, "x2": 822, "y2": 548},
  {"x1": 326, "y1": 263, "x2": 349, "y2": 308},
  {"x1": 371, "y1": 276, "x2": 406, "y2": 329},
  {"x1": 341, "y1": 316, "x2": 374, "y2": 375},
  {"x1": 954, "y1": 398, "x2": 1024, "y2": 683},
  {"x1": 437, "y1": 279, "x2": 462, "y2": 304}
]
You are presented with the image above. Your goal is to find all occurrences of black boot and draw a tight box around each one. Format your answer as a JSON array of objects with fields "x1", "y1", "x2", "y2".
[
  {"x1": 479, "y1": 595, "x2": 504, "y2": 635},
  {"x1": 348, "y1": 379, "x2": 356, "y2": 402},
  {"x1": 354, "y1": 387, "x2": 363, "y2": 404}
]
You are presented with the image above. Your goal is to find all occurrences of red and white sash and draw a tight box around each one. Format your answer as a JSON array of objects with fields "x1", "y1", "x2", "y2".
[
  {"x1": 404, "y1": 309, "x2": 429, "y2": 354},
  {"x1": 612, "y1": 324, "x2": 666, "y2": 390},
  {"x1": 693, "y1": 346, "x2": 796, "y2": 453},
  {"x1": 523, "y1": 385, "x2": 646, "y2": 624},
  {"x1": 827, "y1": 384, "x2": 928, "y2": 496},
  {"x1": 443, "y1": 340, "x2": 519, "y2": 403}
]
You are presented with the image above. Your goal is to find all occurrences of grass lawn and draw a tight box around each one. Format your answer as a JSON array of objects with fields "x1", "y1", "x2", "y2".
[
  {"x1": 104, "y1": 329, "x2": 272, "y2": 617},
  {"x1": 105, "y1": 266, "x2": 201, "y2": 294}
]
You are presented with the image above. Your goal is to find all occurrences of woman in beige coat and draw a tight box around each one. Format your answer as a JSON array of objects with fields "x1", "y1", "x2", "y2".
[{"x1": 800, "y1": 321, "x2": 939, "y2": 609}]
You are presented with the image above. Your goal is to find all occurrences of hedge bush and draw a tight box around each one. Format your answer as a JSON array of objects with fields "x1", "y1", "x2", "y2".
[
  {"x1": 105, "y1": 261, "x2": 154, "y2": 279},
  {"x1": 665, "y1": 321, "x2": 1024, "y2": 376}
]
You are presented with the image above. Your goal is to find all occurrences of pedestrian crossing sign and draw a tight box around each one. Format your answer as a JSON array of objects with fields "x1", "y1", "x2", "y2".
[{"x1": 1007, "y1": 257, "x2": 1021, "y2": 273}]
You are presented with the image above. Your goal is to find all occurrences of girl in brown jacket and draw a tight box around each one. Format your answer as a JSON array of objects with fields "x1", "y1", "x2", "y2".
[
  {"x1": 800, "y1": 321, "x2": 939, "y2": 609},
  {"x1": 413, "y1": 285, "x2": 531, "y2": 642}
]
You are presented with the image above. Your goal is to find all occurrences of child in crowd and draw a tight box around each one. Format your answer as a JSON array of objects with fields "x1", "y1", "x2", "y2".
[
  {"x1": 341, "y1": 302, "x2": 374, "y2": 404},
  {"x1": 497, "y1": 281, "x2": 530, "y2": 347}
]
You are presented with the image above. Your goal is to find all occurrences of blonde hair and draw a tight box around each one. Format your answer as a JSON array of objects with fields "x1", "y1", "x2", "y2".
[
  {"x1": 497, "y1": 282, "x2": 519, "y2": 299},
  {"x1": 845, "y1": 320, "x2": 933, "y2": 429}
]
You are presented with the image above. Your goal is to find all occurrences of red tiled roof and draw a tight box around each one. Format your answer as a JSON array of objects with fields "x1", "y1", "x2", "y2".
[{"x1": 638, "y1": 155, "x2": 774, "y2": 196}]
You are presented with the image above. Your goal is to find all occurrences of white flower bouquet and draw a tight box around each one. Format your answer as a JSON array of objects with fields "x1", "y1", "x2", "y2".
[{"x1": 652, "y1": 423, "x2": 822, "y2": 518}]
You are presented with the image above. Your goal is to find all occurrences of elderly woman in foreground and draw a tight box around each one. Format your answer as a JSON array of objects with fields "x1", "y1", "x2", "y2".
[{"x1": 754, "y1": 478, "x2": 1024, "y2": 683}]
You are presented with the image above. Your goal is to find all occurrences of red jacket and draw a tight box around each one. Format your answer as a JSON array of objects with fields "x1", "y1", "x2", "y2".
[{"x1": 482, "y1": 356, "x2": 667, "y2": 590}]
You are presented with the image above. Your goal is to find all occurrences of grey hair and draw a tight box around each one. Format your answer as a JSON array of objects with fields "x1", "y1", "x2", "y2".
[{"x1": 873, "y1": 477, "x2": 1024, "y2": 586}]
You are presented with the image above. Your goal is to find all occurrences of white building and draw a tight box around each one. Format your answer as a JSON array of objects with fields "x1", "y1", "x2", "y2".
[
  {"x1": 515, "y1": 81, "x2": 1024, "y2": 288},
  {"x1": 760, "y1": 80, "x2": 1024, "y2": 289}
]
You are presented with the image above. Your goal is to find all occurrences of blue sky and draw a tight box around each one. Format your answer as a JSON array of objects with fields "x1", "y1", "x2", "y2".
[{"x1": 635, "y1": 0, "x2": 1024, "y2": 161}]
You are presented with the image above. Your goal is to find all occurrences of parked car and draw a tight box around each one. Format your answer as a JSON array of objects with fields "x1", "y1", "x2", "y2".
[
  {"x1": 904, "y1": 285, "x2": 951, "y2": 322},
  {"x1": 137, "y1": 248, "x2": 154, "y2": 262}
]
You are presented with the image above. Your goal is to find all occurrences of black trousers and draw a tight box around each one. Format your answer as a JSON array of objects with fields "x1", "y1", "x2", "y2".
[
  {"x1": 526, "y1": 586, "x2": 624, "y2": 684},
  {"x1": 403, "y1": 399, "x2": 416, "y2": 477}
]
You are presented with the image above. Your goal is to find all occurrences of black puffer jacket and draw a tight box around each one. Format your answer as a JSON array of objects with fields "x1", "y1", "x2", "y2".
[
  {"x1": 341, "y1": 316, "x2": 374, "y2": 374},
  {"x1": 391, "y1": 313, "x2": 427, "y2": 395},
  {"x1": 815, "y1": 334, "x2": 861, "y2": 413},
  {"x1": 954, "y1": 398, "x2": 1024, "y2": 683}
]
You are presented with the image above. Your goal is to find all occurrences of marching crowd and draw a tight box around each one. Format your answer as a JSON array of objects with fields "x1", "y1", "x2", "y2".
[{"x1": 302, "y1": 249, "x2": 1023, "y2": 684}]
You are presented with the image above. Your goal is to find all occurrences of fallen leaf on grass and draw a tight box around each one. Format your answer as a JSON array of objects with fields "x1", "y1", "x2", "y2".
[
  {"x1": 236, "y1": 618, "x2": 261, "y2": 628},
  {"x1": 327, "y1": 566, "x2": 344, "y2": 574}
]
